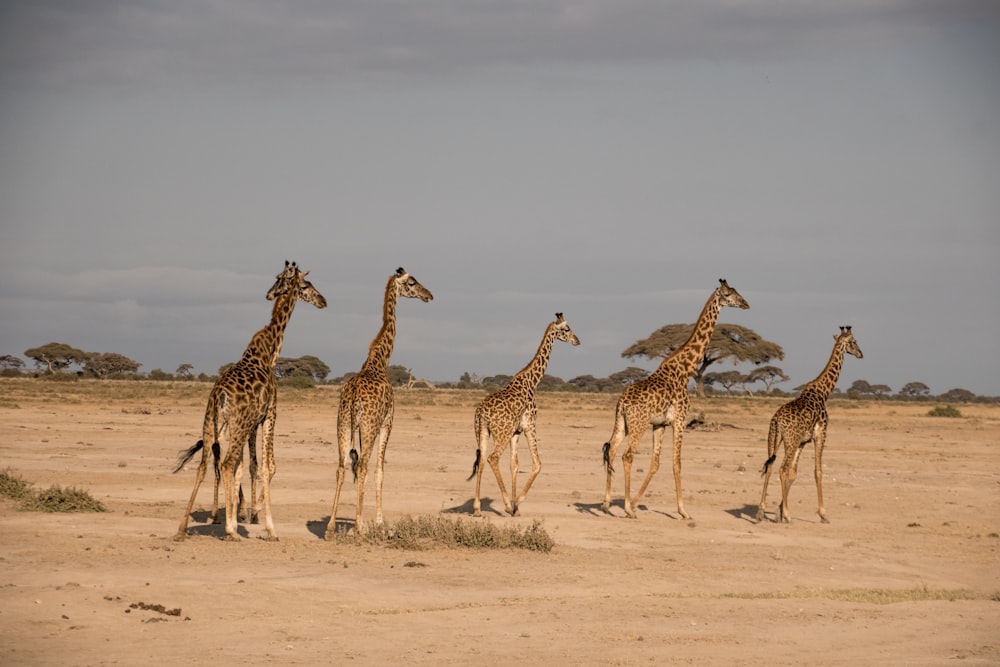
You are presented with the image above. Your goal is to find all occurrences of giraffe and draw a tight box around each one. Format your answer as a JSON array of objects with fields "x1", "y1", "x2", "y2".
[
  {"x1": 602, "y1": 279, "x2": 749, "y2": 519},
  {"x1": 756, "y1": 326, "x2": 862, "y2": 524},
  {"x1": 467, "y1": 313, "x2": 581, "y2": 517},
  {"x1": 174, "y1": 261, "x2": 327, "y2": 541},
  {"x1": 325, "y1": 268, "x2": 433, "y2": 538}
]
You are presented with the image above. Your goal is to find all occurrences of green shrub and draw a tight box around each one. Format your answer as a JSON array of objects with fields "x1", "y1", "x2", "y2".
[{"x1": 927, "y1": 405, "x2": 962, "y2": 418}]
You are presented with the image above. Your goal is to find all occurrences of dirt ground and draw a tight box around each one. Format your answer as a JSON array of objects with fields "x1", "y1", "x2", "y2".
[{"x1": 0, "y1": 378, "x2": 997, "y2": 665}]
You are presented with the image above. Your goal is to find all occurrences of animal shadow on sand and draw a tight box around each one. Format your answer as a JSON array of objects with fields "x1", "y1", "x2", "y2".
[
  {"x1": 183, "y1": 512, "x2": 250, "y2": 540},
  {"x1": 573, "y1": 499, "x2": 683, "y2": 520},
  {"x1": 309, "y1": 516, "x2": 356, "y2": 539},
  {"x1": 441, "y1": 497, "x2": 503, "y2": 517},
  {"x1": 725, "y1": 504, "x2": 763, "y2": 524}
]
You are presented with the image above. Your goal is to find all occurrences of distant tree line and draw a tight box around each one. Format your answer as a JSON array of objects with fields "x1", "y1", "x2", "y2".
[{"x1": 2, "y1": 334, "x2": 995, "y2": 404}]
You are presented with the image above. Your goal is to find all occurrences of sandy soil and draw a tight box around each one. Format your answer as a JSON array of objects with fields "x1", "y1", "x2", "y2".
[{"x1": 1, "y1": 378, "x2": 997, "y2": 665}]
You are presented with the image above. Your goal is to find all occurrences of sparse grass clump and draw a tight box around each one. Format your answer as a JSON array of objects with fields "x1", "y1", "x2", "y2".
[
  {"x1": 0, "y1": 468, "x2": 34, "y2": 501},
  {"x1": 927, "y1": 405, "x2": 962, "y2": 418},
  {"x1": 0, "y1": 468, "x2": 107, "y2": 513},
  {"x1": 353, "y1": 515, "x2": 554, "y2": 552}
]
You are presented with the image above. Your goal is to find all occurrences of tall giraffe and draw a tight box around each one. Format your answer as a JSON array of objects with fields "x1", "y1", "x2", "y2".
[
  {"x1": 602, "y1": 279, "x2": 749, "y2": 519},
  {"x1": 756, "y1": 326, "x2": 862, "y2": 524},
  {"x1": 174, "y1": 261, "x2": 327, "y2": 541},
  {"x1": 467, "y1": 313, "x2": 580, "y2": 517},
  {"x1": 325, "y1": 268, "x2": 433, "y2": 538}
]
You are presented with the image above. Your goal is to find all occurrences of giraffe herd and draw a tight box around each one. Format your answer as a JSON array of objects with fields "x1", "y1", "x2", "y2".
[{"x1": 174, "y1": 263, "x2": 861, "y2": 541}]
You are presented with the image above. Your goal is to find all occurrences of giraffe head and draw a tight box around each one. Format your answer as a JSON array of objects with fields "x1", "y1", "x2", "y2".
[
  {"x1": 394, "y1": 267, "x2": 434, "y2": 303},
  {"x1": 835, "y1": 325, "x2": 863, "y2": 359},
  {"x1": 716, "y1": 279, "x2": 750, "y2": 310},
  {"x1": 266, "y1": 261, "x2": 328, "y2": 309},
  {"x1": 552, "y1": 313, "x2": 581, "y2": 346}
]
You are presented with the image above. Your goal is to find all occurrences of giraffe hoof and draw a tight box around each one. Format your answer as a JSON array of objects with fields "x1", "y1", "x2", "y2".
[
  {"x1": 819, "y1": 515, "x2": 830, "y2": 524},
  {"x1": 223, "y1": 534, "x2": 241, "y2": 542},
  {"x1": 172, "y1": 532, "x2": 188, "y2": 542}
]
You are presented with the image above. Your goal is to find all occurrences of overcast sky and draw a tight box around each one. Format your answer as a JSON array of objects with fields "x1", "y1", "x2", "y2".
[{"x1": 1, "y1": 1, "x2": 998, "y2": 395}]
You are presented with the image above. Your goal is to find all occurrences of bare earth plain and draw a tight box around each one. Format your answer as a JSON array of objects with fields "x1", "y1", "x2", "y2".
[{"x1": 0, "y1": 378, "x2": 997, "y2": 665}]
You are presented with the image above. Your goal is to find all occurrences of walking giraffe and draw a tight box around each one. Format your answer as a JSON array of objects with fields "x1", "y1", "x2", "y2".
[
  {"x1": 602, "y1": 279, "x2": 749, "y2": 519},
  {"x1": 756, "y1": 326, "x2": 863, "y2": 524},
  {"x1": 325, "y1": 268, "x2": 433, "y2": 538},
  {"x1": 467, "y1": 313, "x2": 580, "y2": 517},
  {"x1": 174, "y1": 261, "x2": 327, "y2": 541}
]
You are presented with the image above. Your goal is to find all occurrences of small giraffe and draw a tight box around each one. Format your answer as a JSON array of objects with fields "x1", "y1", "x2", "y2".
[
  {"x1": 756, "y1": 326, "x2": 862, "y2": 524},
  {"x1": 174, "y1": 261, "x2": 327, "y2": 541},
  {"x1": 602, "y1": 279, "x2": 749, "y2": 519},
  {"x1": 325, "y1": 268, "x2": 433, "y2": 538},
  {"x1": 467, "y1": 313, "x2": 581, "y2": 517}
]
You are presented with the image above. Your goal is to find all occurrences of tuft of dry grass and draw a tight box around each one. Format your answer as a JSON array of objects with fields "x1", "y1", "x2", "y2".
[
  {"x1": 0, "y1": 468, "x2": 107, "y2": 513},
  {"x1": 349, "y1": 514, "x2": 555, "y2": 552},
  {"x1": 0, "y1": 468, "x2": 34, "y2": 501}
]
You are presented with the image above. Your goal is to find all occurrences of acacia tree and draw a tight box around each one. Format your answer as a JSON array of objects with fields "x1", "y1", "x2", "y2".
[
  {"x1": 24, "y1": 342, "x2": 89, "y2": 374},
  {"x1": 608, "y1": 366, "x2": 649, "y2": 386},
  {"x1": 275, "y1": 355, "x2": 331, "y2": 381},
  {"x1": 898, "y1": 382, "x2": 930, "y2": 399},
  {"x1": 84, "y1": 352, "x2": 141, "y2": 378},
  {"x1": 746, "y1": 365, "x2": 789, "y2": 393},
  {"x1": 621, "y1": 323, "x2": 784, "y2": 396},
  {"x1": 175, "y1": 363, "x2": 194, "y2": 377},
  {"x1": 940, "y1": 387, "x2": 975, "y2": 403},
  {"x1": 703, "y1": 370, "x2": 747, "y2": 394},
  {"x1": 0, "y1": 355, "x2": 25, "y2": 370}
]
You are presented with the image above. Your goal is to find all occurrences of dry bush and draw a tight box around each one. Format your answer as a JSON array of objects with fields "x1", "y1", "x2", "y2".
[{"x1": 352, "y1": 514, "x2": 554, "y2": 552}]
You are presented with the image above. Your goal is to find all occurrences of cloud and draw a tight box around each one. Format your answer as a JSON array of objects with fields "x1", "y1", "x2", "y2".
[
  {"x1": 0, "y1": 265, "x2": 275, "y2": 306},
  {"x1": 2, "y1": 1, "x2": 994, "y2": 90}
]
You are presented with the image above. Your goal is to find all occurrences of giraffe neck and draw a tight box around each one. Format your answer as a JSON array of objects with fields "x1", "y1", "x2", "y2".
[
  {"x1": 360, "y1": 276, "x2": 398, "y2": 376},
  {"x1": 803, "y1": 342, "x2": 847, "y2": 400},
  {"x1": 657, "y1": 291, "x2": 723, "y2": 377},
  {"x1": 510, "y1": 326, "x2": 557, "y2": 393},
  {"x1": 241, "y1": 291, "x2": 297, "y2": 370}
]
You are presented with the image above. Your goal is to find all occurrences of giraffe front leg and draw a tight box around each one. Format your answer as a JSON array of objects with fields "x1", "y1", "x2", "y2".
[
  {"x1": 373, "y1": 424, "x2": 391, "y2": 527},
  {"x1": 670, "y1": 421, "x2": 691, "y2": 520}
]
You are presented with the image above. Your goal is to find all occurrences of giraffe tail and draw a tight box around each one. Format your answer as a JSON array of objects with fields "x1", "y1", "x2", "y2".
[
  {"x1": 466, "y1": 449, "x2": 481, "y2": 482},
  {"x1": 172, "y1": 440, "x2": 204, "y2": 474},
  {"x1": 602, "y1": 442, "x2": 614, "y2": 474},
  {"x1": 760, "y1": 454, "x2": 776, "y2": 477},
  {"x1": 350, "y1": 448, "x2": 360, "y2": 483}
]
